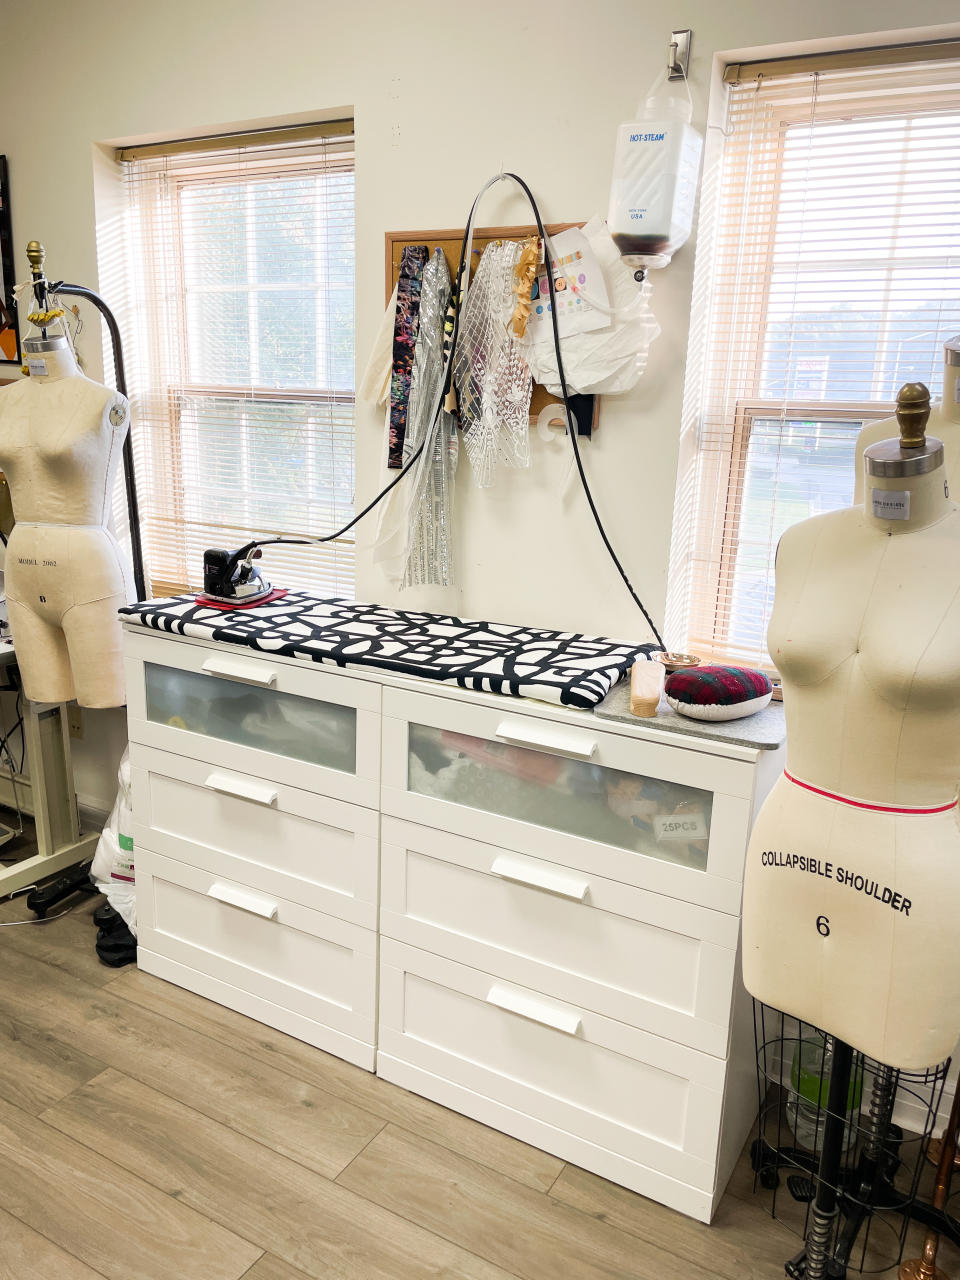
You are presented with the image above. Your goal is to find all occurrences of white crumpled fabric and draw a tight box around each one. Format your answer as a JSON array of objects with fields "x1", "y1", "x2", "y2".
[
  {"x1": 91, "y1": 748, "x2": 136, "y2": 935},
  {"x1": 517, "y1": 215, "x2": 660, "y2": 396}
]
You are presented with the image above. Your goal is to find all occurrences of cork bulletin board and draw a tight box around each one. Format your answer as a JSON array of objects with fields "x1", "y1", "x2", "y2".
[{"x1": 385, "y1": 224, "x2": 598, "y2": 429}]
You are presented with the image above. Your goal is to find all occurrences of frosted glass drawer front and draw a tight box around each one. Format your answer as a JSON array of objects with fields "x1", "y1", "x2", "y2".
[
  {"x1": 381, "y1": 688, "x2": 754, "y2": 913},
  {"x1": 378, "y1": 939, "x2": 724, "y2": 1191},
  {"x1": 407, "y1": 721, "x2": 712, "y2": 866},
  {"x1": 137, "y1": 847, "x2": 377, "y2": 1048},
  {"x1": 144, "y1": 661, "x2": 356, "y2": 770},
  {"x1": 380, "y1": 818, "x2": 737, "y2": 1055},
  {"x1": 125, "y1": 631, "x2": 380, "y2": 807},
  {"x1": 131, "y1": 744, "x2": 379, "y2": 928}
]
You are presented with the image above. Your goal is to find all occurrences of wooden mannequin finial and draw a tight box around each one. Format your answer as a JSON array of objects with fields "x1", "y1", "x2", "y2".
[{"x1": 897, "y1": 382, "x2": 931, "y2": 450}]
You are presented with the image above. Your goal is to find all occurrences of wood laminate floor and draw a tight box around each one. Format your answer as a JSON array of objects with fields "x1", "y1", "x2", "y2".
[{"x1": 0, "y1": 891, "x2": 957, "y2": 1280}]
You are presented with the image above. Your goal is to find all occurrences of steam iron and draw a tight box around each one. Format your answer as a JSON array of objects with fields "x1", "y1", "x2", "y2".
[{"x1": 199, "y1": 543, "x2": 275, "y2": 606}]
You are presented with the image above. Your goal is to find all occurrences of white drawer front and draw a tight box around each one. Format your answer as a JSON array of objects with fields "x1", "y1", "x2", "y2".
[
  {"x1": 137, "y1": 847, "x2": 377, "y2": 1046},
  {"x1": 124, "y1": 630, "x2": 380, "y2": 808},
  {"x1": 380, "y1": 818, "x2": 737, "y2": 1055},
  {"x1": 379, "y1": 939, "x2": 724, "y2": 1191},
  {"x1": 131, "y1": 745, "x2": 379, "y2": 928},
  {"x1": 381, "y1": 687, "x2": 753, "y2": 914}
]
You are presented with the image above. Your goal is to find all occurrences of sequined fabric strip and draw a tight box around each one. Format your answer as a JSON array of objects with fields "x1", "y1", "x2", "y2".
[
  {"x1": 388, "y1": 244, "x2": 429, "y2": 468},
  {"x1": 402, "y1": 249, "x2": 459, "y2": 587}
]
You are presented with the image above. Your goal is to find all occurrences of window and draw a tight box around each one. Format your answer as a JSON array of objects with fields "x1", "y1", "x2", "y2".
[
  {"x1": 667, "y1": 51, "x2": 960, "y2": 666},
  {"x1": 117, "y1": 122, "x2": 355, "y2": 597}
]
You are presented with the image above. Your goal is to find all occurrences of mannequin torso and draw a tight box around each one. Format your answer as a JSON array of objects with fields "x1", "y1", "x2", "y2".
[
  {"x1": 0, "y1": 337, "x2": 133, "y2": 707},
  {"x1": 742, "y1": 420, "x2": 960, "y2": 1069},
  {"x1": 0, "y1": 352, "x2": 125, "y2": 524}
]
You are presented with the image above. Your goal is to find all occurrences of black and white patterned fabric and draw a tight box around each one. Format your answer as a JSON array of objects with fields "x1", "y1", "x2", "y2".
[{"x1": 121, "y1": 593, "x2": 659, "y2": 709}]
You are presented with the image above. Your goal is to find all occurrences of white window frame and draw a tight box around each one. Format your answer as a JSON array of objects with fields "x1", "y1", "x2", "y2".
[{"x1": 669, "y1": 55, "x2": 960, "y2": 667}]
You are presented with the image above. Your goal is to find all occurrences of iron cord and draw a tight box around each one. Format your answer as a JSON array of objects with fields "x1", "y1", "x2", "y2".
[
  {"x1": 501, "y1": 172, "x2": 665, "y2": 648},
  {"x1": 248, "y1": 174, "x2": 664, "y2": 649}
]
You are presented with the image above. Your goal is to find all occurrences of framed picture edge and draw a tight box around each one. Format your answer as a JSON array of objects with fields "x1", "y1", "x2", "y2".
[{"x1": 0, "y1": 155, "x2": 21, "y2": 367}]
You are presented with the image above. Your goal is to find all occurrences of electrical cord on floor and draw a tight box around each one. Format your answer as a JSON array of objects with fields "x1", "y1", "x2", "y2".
[
  {"x1": 0, "y1": 901, "x2": 80, "y2": 925},
  {"x1": 10, "y1": 688, "x2": 23, "y2": 775},
  {"x1": 0, "y1": 720, "x2": 21, "y2": 770},
  {"x1": 0, "y1": 689, "x2": 25, "y2": 847}
]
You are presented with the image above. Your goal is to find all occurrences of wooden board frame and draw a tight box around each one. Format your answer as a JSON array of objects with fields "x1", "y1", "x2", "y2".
[{"x1": 385, "y1": 225, "x2": 598, "y2": 428}]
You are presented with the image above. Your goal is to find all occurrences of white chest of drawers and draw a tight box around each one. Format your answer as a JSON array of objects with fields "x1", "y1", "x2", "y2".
[{"x1": 123, "y1": 622, "x2": 783, "y2": 1223}]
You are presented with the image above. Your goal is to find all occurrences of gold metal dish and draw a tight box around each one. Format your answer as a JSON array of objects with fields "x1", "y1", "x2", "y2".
[{"x1": 653, "y1": 652, "x2": 702, "y2": 674}]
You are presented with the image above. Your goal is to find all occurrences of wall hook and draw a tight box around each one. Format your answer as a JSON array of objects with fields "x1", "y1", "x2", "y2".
[{"x1": 668, "y1": 28, "x2": 692, "y2": 81}]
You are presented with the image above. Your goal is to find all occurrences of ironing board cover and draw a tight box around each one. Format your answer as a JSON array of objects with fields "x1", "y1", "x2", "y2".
[{"x1": 120, "y1": 593, "x2": 659, "y2": 710}]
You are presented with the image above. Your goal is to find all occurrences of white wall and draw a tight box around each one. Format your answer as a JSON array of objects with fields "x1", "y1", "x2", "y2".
[{"x1": 2, "y1": 0, "x2": 958, "y2": 808}]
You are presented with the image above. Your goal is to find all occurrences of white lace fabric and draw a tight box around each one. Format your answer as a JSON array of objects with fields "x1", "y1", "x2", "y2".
[{"x1": 453, "y1": 239, "x2": 533, "y2": 488}]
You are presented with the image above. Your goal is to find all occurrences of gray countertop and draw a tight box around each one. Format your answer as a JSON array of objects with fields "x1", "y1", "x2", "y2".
[{"x1": 594, "y1": 683, "x2": 786, "y2": 750}]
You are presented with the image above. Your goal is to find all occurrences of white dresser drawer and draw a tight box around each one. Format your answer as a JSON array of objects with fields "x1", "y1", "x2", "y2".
[
  {"x1": 380, "y1": 818, "x2": 737, "y2": 1056},
  {"x1": 131, "y1": 744, "x2": 379, "y2": 928},
  {"x1": 137, "y1": 847, "x2": 377, "y2": 1064},
  {"x1": 381, "y1": 687, "x2": 754, "y2": 914},
  {"x1": 125, "y1": 630, "x2": 381, "y2": 808},
  {"x1": 378, "y1": 938, "x2": 725, "y2": 1193}
]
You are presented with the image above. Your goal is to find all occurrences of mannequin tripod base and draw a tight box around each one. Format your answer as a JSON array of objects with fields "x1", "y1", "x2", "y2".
[
  {"x1": 752, "y1": 1004, "x2": 952, "y2": 1278},
  {"x1": 784, "y1": 1246, "x2": 847, "y2": 1279}
]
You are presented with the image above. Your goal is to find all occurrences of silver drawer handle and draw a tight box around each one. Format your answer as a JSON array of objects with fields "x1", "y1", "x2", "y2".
[
  {"x1": 490, "y1": 854, "x2": 589, "y2": 902},
  {"x1": 204, "y1": 771, "x2": 279, "y2": 808},
  {"x1": 486, "y1": 984, "x2": 583, "y2": 1036},
  {"x1": 207, "y1": 881, "x2": 279, "y2": 920},
  {"x1": 201, "y1": 655, "x2": 278, "y2": 688},
  {"x1": 494, "y1": 718, "x2": 597, "y2": 760}
]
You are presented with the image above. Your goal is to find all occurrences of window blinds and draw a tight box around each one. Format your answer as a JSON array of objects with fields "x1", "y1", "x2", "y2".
[
  {"x1": 118, "y1": 122, "x2": 355, "y2": 599},
  {"x1": 667, "y1": 53, "x2": 960, "y2": 668}
]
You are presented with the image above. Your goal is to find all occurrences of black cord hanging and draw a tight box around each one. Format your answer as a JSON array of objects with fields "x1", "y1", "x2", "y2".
[{"x1": 203, "y1": 175, "x2": 666, "y2": 648}]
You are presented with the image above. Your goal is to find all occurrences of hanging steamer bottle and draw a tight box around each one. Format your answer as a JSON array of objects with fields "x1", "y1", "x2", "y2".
[{"x1": 608, "y1": 78, "x2": 703, "y2": 272}]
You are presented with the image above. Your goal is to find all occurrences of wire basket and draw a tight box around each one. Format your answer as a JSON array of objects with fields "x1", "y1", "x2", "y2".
[{"x1": 751, "y1": 1001, "x2": 949, "y2": 1276}]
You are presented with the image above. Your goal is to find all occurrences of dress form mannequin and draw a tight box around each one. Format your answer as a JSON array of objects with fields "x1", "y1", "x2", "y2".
[
  {"x1": 742, "y1": 384, "x2": 960, "y2": 1071},
  {"x1": 0, "y1": 331, "x2": 132, "y2": 707},
  {"x1": 854, "y1": 336, "x2": 960, "y2": 501}
]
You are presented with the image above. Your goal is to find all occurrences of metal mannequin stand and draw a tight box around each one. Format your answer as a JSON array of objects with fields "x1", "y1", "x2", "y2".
[
  {"x1": 751, "y1": 1002, "x2": 950, "y2": 1277},
  {"x1": 0, "y1": 243, "x2": 146, "y2": 911},
  {"x1": 0, "y1": 650, "x2": 100, "y2": 902}
]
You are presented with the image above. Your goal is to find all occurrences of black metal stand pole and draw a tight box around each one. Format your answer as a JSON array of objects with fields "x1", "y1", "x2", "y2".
[
  {"x1": 49, "y1": 281, "x2": 147, "y2": 601},
  {"x1": 805, "y1": 1038, "x2": 856, "y2": 1280},
  {"x1": 833, "y1": 1063, "x2": 899, "y2": 1271}
]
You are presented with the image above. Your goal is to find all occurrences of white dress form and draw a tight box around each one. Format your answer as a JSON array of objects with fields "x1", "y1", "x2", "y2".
[
  {"x1": 0, "y1": 335, "x2": 132, "y2": 707},
  {"x1": 742, "y1": 387, "x2": 960, "y2": 1070}
]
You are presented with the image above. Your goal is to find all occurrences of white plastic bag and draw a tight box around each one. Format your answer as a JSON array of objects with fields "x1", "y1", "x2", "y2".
[
  {"x1": 91, "y1": 747, "x2": 136, "y2": 935},
  {"x1": 517, "y1": 215, "x2": 660, "y2": 396}
]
